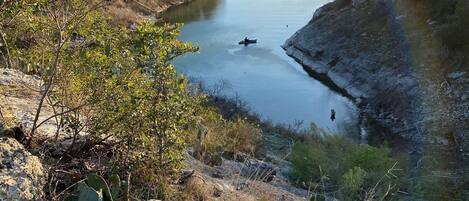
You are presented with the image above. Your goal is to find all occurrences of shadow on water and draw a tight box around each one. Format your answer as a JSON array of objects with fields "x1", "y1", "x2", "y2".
[{"x1": 162, "y1": 0, "x2": 220, "y2": 23}]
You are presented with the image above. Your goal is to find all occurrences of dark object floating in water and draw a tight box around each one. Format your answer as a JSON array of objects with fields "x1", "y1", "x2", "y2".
[
  {"x1": 239, "y1": 38, "x2": 257, "y2": 45},
  {"x1": 330, "y1": 109, "x2": 336, "y2": 122}
]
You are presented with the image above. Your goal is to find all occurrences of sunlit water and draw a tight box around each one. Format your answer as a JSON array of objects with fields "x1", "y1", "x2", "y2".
[{"x1": 163, "y1": 0, "x2": 358, "y2": 133}]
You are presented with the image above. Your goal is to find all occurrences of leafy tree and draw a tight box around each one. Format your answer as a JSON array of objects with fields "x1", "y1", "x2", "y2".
[{"x1": 2, "y1": 0, "x2": 198, "y2": 198}]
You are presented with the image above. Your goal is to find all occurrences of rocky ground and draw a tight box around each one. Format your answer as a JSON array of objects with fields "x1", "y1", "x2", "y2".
[
  {"x1": 183, "y1": 151, "x2": 308, "y2": 201},
  {"x1": 0, "y1": 138, "x2": 45, "y2": 200},
  {"x1": 0, "y1": 68, "x2": 58, "y2": 138}
]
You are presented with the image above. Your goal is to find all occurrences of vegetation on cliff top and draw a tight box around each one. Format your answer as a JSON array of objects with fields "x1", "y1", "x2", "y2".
[{"x1": 418, "y1": 0, "x2": 469, "y2": 52}]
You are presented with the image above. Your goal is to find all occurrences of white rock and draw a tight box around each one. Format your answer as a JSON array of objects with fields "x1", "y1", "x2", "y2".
[{"x1": 0, "y1": 138, "x2": 46, "y2": 201}]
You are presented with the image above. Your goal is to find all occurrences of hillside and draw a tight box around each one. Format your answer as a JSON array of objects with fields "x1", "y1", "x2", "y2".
[{"x1": 102, "y1": 0, "x2": 194, "y2": 24}]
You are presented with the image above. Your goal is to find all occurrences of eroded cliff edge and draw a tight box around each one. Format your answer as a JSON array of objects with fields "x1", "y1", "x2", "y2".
[{"x1": 283, "y1": 0, "x2": 469, "y2": 160}]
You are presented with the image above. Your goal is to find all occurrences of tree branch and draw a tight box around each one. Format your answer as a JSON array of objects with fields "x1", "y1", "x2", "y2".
[{"x1": 34, "y1": 102, "x2": 88, "y2": 130}]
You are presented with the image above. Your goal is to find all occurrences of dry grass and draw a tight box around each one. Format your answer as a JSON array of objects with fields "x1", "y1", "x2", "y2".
[
  {"x1": 101, "y1": 0, "x2": 146, "y2": 25},
  {"x1": 224, "y1": 118, "x2": 262, "y2": 154}
]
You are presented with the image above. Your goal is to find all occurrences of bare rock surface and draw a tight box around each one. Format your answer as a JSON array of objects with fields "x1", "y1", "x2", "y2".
[
  {"x1": 0, "y1": 137, "x2": 46, "y2": 201},
  {"x1": 0, "y1": 68, "x2": 58, "y2": 138}
]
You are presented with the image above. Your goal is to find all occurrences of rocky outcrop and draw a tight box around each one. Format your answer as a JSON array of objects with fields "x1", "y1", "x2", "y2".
[
  {"x1": 0, "y1": 137, "x2": 46, "y2": 200},
  {"x1": 283, "y1": 0, "x2": 468, "y2": 152},
  {"x1": 283, "y1": 0, "x2": 419, "y2": 141}
]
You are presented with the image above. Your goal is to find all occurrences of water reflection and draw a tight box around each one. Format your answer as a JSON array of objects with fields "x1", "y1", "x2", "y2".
[
  {"x1": 163, "y1": 0, "x2": 358, "y2": 134},
  {"x1": 162, "y1": 0, "x2": 220, "y2": 23}
]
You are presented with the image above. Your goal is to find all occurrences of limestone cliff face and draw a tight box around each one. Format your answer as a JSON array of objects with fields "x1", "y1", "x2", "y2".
[{"x1": 283, "y1": 0, "x2": 469, "y2": 156}]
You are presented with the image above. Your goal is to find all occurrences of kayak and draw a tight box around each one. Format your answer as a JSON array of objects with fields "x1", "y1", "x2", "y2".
[{"x1": 239, "y1": 39, "x2": 257, "y2": 45}]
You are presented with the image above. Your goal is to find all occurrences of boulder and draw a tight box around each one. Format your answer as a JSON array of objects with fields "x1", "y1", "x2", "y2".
[{"x1": 0, "y1": 137, "x2": 46, "y2": 201}]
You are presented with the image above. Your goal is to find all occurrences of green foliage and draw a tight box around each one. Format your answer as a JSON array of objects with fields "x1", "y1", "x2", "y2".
[
  {"x1": 289, "y1": 136, "x2": 408, "y2": 200},
  {"x1": 66, "y1": 174, "x2": 122, "y2": 201},
  {"x1": 76, "y1": 185, "x2": 102, "y2": 201},
  {"x1": 2, "y1": 0, "x2": 198, "y2": 199},
  {"x1": 437, "y1": 1, "x2": 469, "y2": 52},
  {"x1": 342, "y1": 166, "x2": 367, "y2": 196},
  {"x1": 79, "y1": 19, "x2": 198, "y2": 198},
  {"x1": 410, "y1": 0, "x2": 469, "y2": 52}
]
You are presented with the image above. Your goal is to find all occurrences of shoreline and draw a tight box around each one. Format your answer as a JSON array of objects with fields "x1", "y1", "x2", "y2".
[{"x1": 282, "y1": 43, "x2": 404, "y2": 146}]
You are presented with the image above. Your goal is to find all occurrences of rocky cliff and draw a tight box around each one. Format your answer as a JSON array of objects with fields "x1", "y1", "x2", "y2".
[
  {"x1": 284, "y1": 0, "x2": 419, "y2": 143},
  {"x1": 283, "y1": 0, "x2": 469, "y2": 162}
]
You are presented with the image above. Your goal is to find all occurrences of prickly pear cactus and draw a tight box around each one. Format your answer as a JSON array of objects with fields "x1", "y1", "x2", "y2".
[{"x1": 65, "y1": 174, "x2": 122, "y2": 201}]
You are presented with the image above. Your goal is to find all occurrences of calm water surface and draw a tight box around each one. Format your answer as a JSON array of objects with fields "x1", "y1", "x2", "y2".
[{"x1": 164, "y1": 0, "x2": 358, "y2": 133}]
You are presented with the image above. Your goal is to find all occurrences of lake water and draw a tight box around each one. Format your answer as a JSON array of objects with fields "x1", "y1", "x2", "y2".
[{"x1": 163, "y1": 0, "x2": 358, "y2": 133}]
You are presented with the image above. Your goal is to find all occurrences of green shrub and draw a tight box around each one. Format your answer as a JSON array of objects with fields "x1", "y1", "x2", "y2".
[
  {"x1": 340, "y1": 166, "x2": 367, "y2": 200},
  {"x1": 411, "y1": 0, "x2": 469, "y2": 52},
  {"x1": 342, "y1": 166, "x2": 367, "y2": 193},
  {"x1": 3, "y1": 1, "x2": 199, "y2": 199},
  {"x1": 438, "y1": 1, "x2": 469, "y2": 52},
  {"x1": 289, "y1": 136, "x2": 408, "y2": 200}
]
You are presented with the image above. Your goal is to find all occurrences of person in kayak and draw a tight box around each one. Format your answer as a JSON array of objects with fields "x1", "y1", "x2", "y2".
[{"x1": 244, "y1": 37, "x2": 248, "y2": 44}]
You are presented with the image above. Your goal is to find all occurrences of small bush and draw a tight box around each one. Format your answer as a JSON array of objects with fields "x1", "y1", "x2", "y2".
[
  {"x1": 288, "y1": 136, "x2": 408, "y2": 200},
  {"x1": 410, "y1": 0, "x2": 469, "y2": 52},
  {"x1": 342, "y1": 166, "x2": 367, "y2": 192},
  {"x1": 189, "y1": 99, "x2": 262, "y2": 160},
  {"x1": 224, "y1": 118, "x2": 262, "y2": 154},
  {"x1": 438, "y1": 1, "x2": 469, "y2": 52}
]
